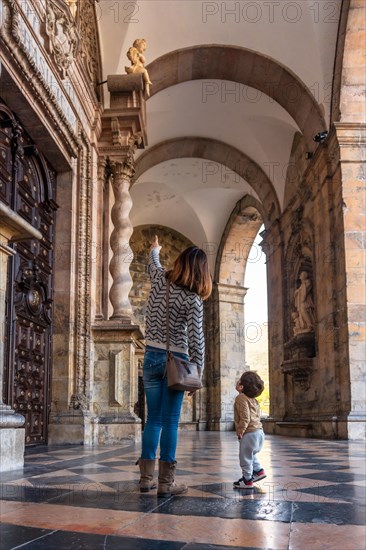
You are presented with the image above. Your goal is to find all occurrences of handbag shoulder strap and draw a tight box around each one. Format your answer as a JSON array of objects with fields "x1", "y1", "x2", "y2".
[{"x1": 166, "y1": 279, "x2": 170, "y2": 352}]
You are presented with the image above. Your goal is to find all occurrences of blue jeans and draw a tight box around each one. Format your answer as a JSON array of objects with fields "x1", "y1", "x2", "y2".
[{"x1": 141, "y1": 347, "x2": 188, "y2": 462}]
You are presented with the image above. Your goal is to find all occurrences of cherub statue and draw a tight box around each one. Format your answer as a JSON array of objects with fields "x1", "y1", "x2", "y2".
[{"x1": 125, "y1": 38, "x2": 152, "y2": 97}]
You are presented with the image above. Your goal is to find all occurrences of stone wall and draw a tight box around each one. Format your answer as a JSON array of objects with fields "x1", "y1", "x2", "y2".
[{"x1": 263, "y1": 122, "x2": 365, "y2": 439}]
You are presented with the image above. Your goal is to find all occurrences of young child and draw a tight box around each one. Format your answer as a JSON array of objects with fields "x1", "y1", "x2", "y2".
[{"x1": 233, "y1": 371, "x2": 266, "y2": 489}]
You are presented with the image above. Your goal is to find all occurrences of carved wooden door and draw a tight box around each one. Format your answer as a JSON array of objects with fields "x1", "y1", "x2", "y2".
[{"x1": 1, "y1": 102, "x2": 57, "y2": 445}]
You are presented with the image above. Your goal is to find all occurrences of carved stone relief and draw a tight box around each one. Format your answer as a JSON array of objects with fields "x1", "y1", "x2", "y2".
[
  {"x1": 0, "y1": 0, "x2": 79, "y2": 153},
  {"x1": 69, "y1": 130, "x2": 93, "y2": 412},
  {"x1": 45, "y1": 0, "x2": 79, "y2": 78}
]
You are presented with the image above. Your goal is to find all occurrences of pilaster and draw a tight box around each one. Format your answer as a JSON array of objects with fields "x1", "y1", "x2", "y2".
[
  {"x1": 333, "y1": 122, "x2": 366, "y2": 439},
  {"x1": 211, "y1": 283, "x2": 247, "y2": 431}
]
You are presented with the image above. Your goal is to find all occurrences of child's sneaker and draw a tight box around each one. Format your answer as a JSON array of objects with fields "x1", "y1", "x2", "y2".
[
  {"x1": 252, "y1": 469, "x2": 266, "y2": 482},
  {"x1": 233, "y1": 476, "x2": 254, "y2": 489}
]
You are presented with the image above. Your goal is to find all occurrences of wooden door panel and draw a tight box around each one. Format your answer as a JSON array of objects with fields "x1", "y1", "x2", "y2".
[{"x1": 1, "y1": 101, "x2": 56, "y2": 445}]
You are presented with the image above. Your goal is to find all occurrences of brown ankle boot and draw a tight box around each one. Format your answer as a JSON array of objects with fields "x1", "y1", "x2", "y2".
[
  {"x1": 138, "y1": 458, "x2": 156, "y2": 492},
  {"x1": 157, "y1": 460, "x2": 188, "y2": 498}
]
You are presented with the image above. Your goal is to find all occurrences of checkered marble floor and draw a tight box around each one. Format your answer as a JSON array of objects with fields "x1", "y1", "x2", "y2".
[{"x1": 0, "y1": 433, "x2": 365, "y2": 549}]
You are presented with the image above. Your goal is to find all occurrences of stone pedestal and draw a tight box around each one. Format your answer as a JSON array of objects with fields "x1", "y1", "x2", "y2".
[
  {"x1": 49, "y1": 321, "x2": 144, "y2": 446},
  {"x1": 90, "y1": 321, "x2": 143, "y2": 444},
  {"x1": 282, "y1": 332, "x2": 316, "y2": 391},
  {"x1": 0, "y1": 201, "x2": 42, "y2": 471},
  {"x1": 0, "y1": 427, "x2": 25, "y2": 471}
]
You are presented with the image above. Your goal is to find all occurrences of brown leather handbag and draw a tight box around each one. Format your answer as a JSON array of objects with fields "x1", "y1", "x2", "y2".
[{"x1": 164, "y1": 281, "x2": 203, "y2": 392}]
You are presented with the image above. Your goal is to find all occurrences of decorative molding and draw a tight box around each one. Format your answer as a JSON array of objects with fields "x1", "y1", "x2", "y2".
[
  {"x1": 110, "y1": 351, "x2": 123, "y2": 406},
  {"x1": 76, "y1": 0, "x2": 101, "y2": 91},
  {"x1": 281, "y1": 357, "x2": 315, "y2": 391},
  {"x1": 124, "y1": 132, "x2": 143, "y2": 179},
  {"x1": 111, "y1": 117, "x2": 122, "y2": 146},
  {"x1": 70, "y1": 392, "x2": 89, "y2": 412},
  {"x1": 66, "y1": 0, "x2": 77, "y2": 18},
  {"x1": 97, "y1": 156, "x2": 107, "y2": 189},
  {"x1": 92, "y1": 321, "x2": 143, "y2": 342},
  {"x1": 108, "y1": 346, "x2": 136, "y2": 415}
]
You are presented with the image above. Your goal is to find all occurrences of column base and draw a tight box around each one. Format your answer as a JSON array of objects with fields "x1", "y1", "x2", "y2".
[
  {"x1": 48, "y1": 410, "x2": 85, "y2": 445},
  {"x1": 179, "y1": 421, "x2": 198, "y2": 431},
  {"x1": 0, "y1": 428, "x2": 25, "y2": 472},
  {"x1": 92, "y1": 417, "x2": 141, "y2": 445},
  {"x1": 48, "y1": 411, "x2": 142, "y2": 445},
  {"x1": 347, "y1": 413, "x2": 366, "y2": 440},
  {"x1": 206, "y1": 419, "x2": 235, "y2": 431},
  {"x1": 197, "y1": 420, "x2": 208, "y2": 431},
  {"x1": 262, "y1": 415, "x2": 356, "y2": 439},
  {"x1": 0, "y1": 407, "x2": 25, "y2": 472}
]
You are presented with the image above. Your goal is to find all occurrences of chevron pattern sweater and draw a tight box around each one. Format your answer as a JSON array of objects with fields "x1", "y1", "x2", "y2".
[{"x1": 145, "y1": 248, "x2": 205, "y2": 371}]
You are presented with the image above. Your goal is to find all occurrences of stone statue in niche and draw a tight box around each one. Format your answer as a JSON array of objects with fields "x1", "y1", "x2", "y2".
[
  {"x1": 125, "y1": 38, "x2": 152, "y2": 97},
  {"x1": 292, "y1": 271, "x2": 315, "y2": 335}
]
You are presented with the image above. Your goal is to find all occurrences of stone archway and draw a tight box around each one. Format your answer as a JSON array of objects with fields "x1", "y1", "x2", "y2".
[
  {"x1": 147, "y1": 45, "x2": 326, "y2": 151},
  {"x1": 203, "y1": 195, "x2": 264, "y2": 430},
  {"x1": 134, "y1": 137, "x2": 280, "y2": 224}
]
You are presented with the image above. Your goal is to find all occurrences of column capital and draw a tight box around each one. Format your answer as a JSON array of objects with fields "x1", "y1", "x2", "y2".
[
  {"x1": 326, "y1": 122, "x2": 366, "y2": 172},
  {"x1": 333, "y1": 122, "x2": 366, "y2": 146},
  {"x1": 109, "y1": 159, "x2": 134, "y2": 185},
  {"x1": 108, "y1": 132, "x2": 144, "y2": 185},
  {"x1": 216, "y1": 282, "x2": 248, "y2": 304}
]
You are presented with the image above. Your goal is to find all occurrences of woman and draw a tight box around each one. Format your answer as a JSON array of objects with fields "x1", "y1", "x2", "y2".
[{"x1": 138, "y1": 235, "x2": 212, "y2": 497}]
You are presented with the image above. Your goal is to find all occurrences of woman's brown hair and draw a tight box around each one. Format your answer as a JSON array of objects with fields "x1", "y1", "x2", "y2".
[{"x1": 166, "y1": 246, "x2": 212, "y2": 300}]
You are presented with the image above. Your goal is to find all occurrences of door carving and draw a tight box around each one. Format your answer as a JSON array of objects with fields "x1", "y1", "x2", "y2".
[{"x1": 1, "y1": 101, "x2": 57, "y2": 445}]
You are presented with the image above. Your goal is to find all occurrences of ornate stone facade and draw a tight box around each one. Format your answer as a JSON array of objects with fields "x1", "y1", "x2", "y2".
[{"x1": 0, "y1": 0, "x2": 364, "y2": 476}]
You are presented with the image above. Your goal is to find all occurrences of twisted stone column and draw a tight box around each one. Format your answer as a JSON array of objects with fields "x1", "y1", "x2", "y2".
[{"x1": 109, "y1": 161, "x2": 134, "y2": 319}]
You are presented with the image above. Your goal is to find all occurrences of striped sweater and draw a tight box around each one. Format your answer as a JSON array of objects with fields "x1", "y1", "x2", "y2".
[{"x1": 145, "y1": 248, "x2": 205, "y2": 371}]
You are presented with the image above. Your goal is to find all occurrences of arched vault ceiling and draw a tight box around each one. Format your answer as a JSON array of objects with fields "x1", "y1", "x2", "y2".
[
  {"x1": 99, "y1": 1, "x2": 340, "y2": 126},
  {"x1": 146, "y1": 46, "x2": 326, "y2": 151},
  {"x1": 131, "y1": 158, "x2": 259, "y2": 272},
  {"x1": 137, "y1": 80, "x2": 298, "y2": 207},
  {"x1": 134, "y1": 137, "x2": 279, "y2": 221},
  {"x1": 98, "y1": 1, "x2": 341, "y2": 265}
]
